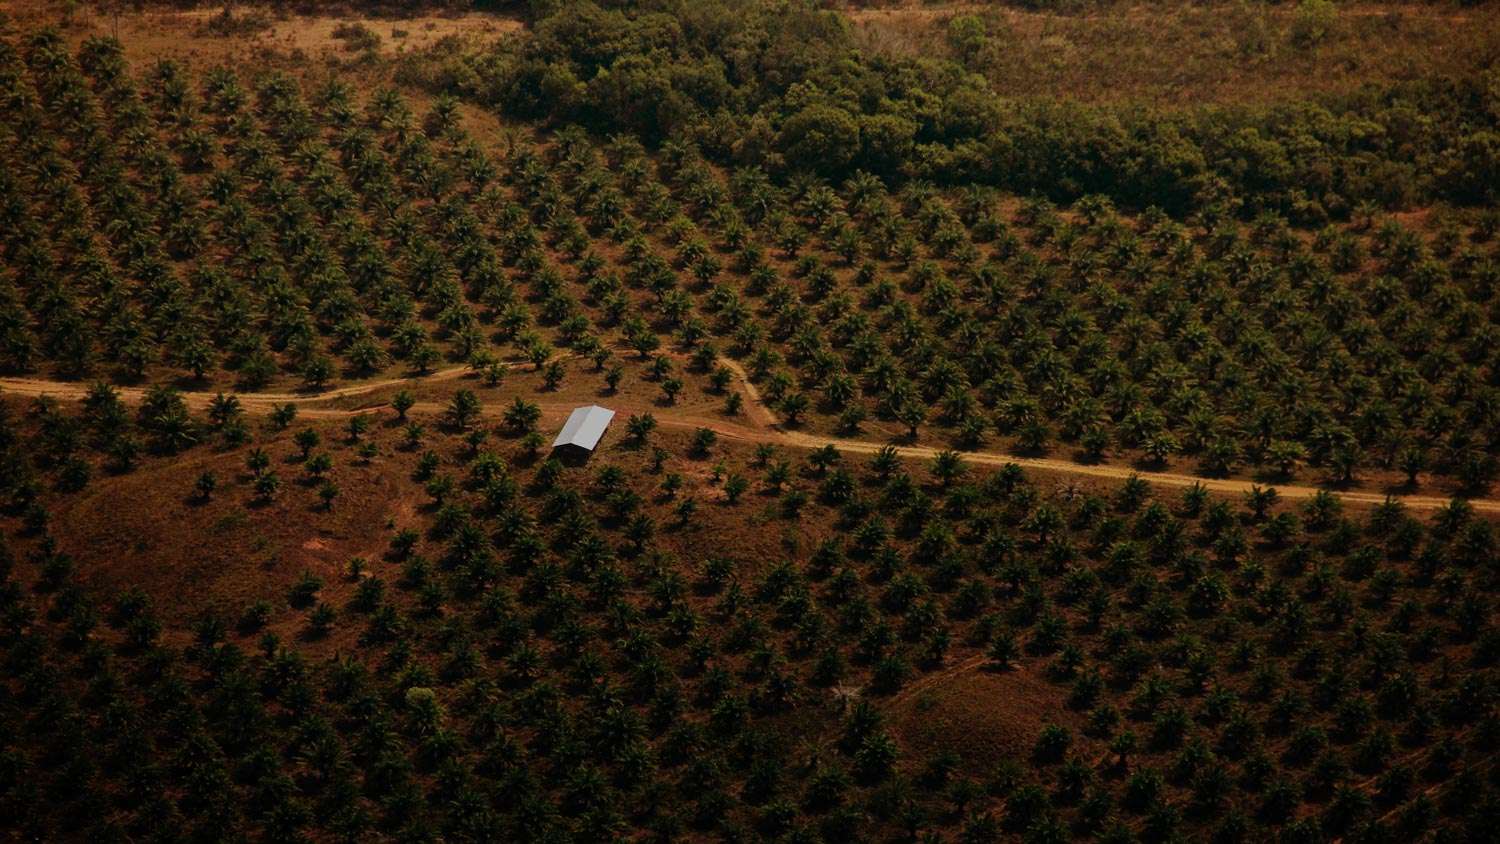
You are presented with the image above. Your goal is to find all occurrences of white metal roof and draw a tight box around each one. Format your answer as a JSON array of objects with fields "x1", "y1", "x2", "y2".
[{"x1": 551, "y1": 405, "x2": 615, "y2": 451}]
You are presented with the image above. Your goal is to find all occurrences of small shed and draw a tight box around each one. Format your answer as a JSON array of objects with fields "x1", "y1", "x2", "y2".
[{"x1": 551, "y1": 405, "x2": 616, "y2": 456}]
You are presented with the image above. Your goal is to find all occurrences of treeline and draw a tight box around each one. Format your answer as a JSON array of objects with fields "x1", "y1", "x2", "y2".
[{"x1": 418, "y1": 0, "x2": 1500, "y2": 220}]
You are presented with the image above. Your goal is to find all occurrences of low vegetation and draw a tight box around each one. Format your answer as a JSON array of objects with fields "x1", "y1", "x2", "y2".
[{"x1": 849, "y1": 1, "x2": 1500, "y2": 107}]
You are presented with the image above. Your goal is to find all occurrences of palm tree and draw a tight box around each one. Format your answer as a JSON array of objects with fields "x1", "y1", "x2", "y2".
[
  {"x1": 1398, "y1": 444, "x2": 1426, "y2": 487},
  {"x1": 247, "y1": 447, "x2": 271, "y2": 476},
  {"x1": 208, "y1": 393, "x2": 242, "y2": 428},
  {"x1": 392, "y1": 390, "x2": 415, "y2": 420},
  {"x1": 346, "y1": 415, "x2": 370, "y2": 442},
  {"x1": 195, "y1": 471, "x2": 217, "y2": 501},
  {"x1": 1262, "y1": 512, "x2": 1298, "y2": 548},
  {"x1": 1202, "y1": 435, "x2": 1240, "y2": 476},
  {"x1": 840, "y1": 405, "x2": 868, "y2": 434},
  {"x1": 660, "y1": 378, "x2": 684, "y2": 404},
  {"x1": 1330, "y1": 444, "x2": 1361, "y2": 485},
  {"x1": 764, "y1": 461, "x2": 791, "y2": 493},
  {"x1": 254, "y1": 471, "x2": 281, "y2": 502},
  {"x1": 780, "y1": 392, "x2": 810, "y2": 425},
  {"x1": 1244, "y1": 485, "x2": 1279, "y2": 522},
  {"x1": 988, "y1": 628, "x2": 1018, "y2": 669},
  {"x1": 724, "y1": 474, "x2": 749, "y2": 504},
  {"x1": 793, "y1": 445, "x2": 834, "y2": 476},
  {"x1": 502, "y1": 397, "x2": 540, "y2": 434},
  {"x1": 897, "y1": 401, "x2": 926, "y2": 440},
  {"x1": 269, "y1": 403, "x2": 298, "y2": 430},
  {"x1": 294, "y1": 428, "x2": 320, "y2": 460},
  {"x1": 305, "y1": 452, "x2": 333, "y2": 480},
  {"x1": 626, "y1": 413, "x2": 657, "y2": 444},
  {"x1": 1267, "y1": 440, "x2": 1306, "y2": 478},
  {"x1": 1024, "y1": 504, "x2": 1063, "y2": 547},
  {"x1": 108, "y1": 434, "x2": 141, "y2": 471},
  {"x1": 930, "y1": 450, "x2": 966, "y2": 488},
  {"x1": 1017, "y1": 419, "x2": 1051, "y2": 453},
  {"x1": 692, "y1": 428, "x2": 717, "y2": 458},
  {"x1": 302, "y1": 355, "x2": 335, "y2": 390}
]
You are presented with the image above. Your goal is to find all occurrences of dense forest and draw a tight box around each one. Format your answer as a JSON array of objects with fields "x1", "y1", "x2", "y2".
[{"x1": 417, "y1": 0, "x2": 1500, "y2": 219}]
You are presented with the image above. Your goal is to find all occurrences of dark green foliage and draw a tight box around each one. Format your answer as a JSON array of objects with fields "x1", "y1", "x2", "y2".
[{"x1": 447, "y1": 0, "x2": 1500, "y2": 217}]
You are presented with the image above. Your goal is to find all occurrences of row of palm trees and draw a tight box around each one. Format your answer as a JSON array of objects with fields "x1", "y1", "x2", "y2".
[
  {"x1": 3, "y1": 341, "x2": 1496, "y2": 841},
  {"x1": 556, "y1": 123, "x2": 1500, "y2": 489},
  {"x1": 10, "y1": 32, "x2": 1496, "y2": 496},
  {"x1": 0, "y1": 35, "x2": 584, "y2": 394}
]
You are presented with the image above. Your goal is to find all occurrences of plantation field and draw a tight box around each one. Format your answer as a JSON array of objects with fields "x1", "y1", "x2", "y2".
[
  {"x1": 4, "y1": 23, "x2": 1500, "y2": 501},
  {"x1": 4, "y1": 370, "x2": 1500, "y2": 840},
  {"x1": 1, "y1": 1, "x2": 1499, "y2": 842}
]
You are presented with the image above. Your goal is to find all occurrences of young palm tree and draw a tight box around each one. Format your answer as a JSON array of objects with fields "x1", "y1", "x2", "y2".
[
  {"x1": 503, "y1": 397, "x2": 541, "y2": 434},
  {"x1": 780, "y1": 392, "x2": 810, "y2": 425},
  {"x1": 930, "y1": 450, "x2": 966, "y2": 488},
  {"x1": 625, "y1": 413, "x2": 657, "y2": 445}
]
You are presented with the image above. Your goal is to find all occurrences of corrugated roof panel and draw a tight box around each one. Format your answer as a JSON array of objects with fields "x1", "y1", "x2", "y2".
[{"x1": 551, "y1": 405, "x2": 615, "y2": 451}]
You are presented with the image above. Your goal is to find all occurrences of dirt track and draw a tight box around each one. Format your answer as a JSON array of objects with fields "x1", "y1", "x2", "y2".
[{"x1": 4, "y1": 363, "x2": 1497, "y2": 514}]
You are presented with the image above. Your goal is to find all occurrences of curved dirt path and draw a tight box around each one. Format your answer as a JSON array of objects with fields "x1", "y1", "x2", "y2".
[{"x1": 4, "y1": 361, "x2": 1497, "y2": 514}]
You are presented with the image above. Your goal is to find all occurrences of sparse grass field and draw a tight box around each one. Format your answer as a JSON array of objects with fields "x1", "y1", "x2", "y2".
[{"x1": 848, "y1": 1, "x2": 1500, "y2": 106}]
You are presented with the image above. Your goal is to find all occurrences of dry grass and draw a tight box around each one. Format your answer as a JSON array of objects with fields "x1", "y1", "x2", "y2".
[
  {"x1": 45, "y1": 415, "x2": 427, "y2": 630},
  {"x1": 886, "y1": 655, "x2": 1086, "y2": 775},
  {"x1": 0, "y1": 0, "x2": 520, "y2": 67},
  {"x1": 846, "y1": 1, "x2": 1500, "y2": 106}
]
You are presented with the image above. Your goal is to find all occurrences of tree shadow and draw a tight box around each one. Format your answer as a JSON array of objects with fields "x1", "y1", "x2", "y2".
[
  {"x1": 170, "y1": 373, "x2": 213, "y2": 391},
  {"x1": 1129, "y1": 456, "x2": 1171, "y2": 473},
  {"x1": 551, "y1": 447, "x2": 591, "y2": 469},
  {"x1": 1070, "y1": 448, "x2": 1105, "y2": 465}
]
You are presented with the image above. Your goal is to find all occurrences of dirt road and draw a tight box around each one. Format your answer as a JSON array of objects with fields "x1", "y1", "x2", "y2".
[{"x1": 4, "y1": 364, "x2": 1496, "y2": 514}]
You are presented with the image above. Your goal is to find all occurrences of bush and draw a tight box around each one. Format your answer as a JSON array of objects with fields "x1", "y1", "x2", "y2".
[
  {"x1": 332, "y1": 22, "x2": 382, "y2": 53},
  {"x1": 1290, "y1": 0, "x2": 1337, "y2": 48}
]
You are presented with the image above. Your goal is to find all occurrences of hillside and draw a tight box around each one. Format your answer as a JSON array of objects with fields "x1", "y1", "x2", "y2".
[{"x1": 1, "y1": 1, "x2": 1499, "y2": 842}]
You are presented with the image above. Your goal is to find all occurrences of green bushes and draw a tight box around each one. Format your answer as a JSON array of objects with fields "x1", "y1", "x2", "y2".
[
  {"x1": 1439, "y1": 131, "x2": 1500, "y2": 205},
  {"x1": 1290, "y1": 0, "x2": 1337, "y2": 49},
  {"x1": 434, "y1": 0, "x2": 1500, "y2": 218}
]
